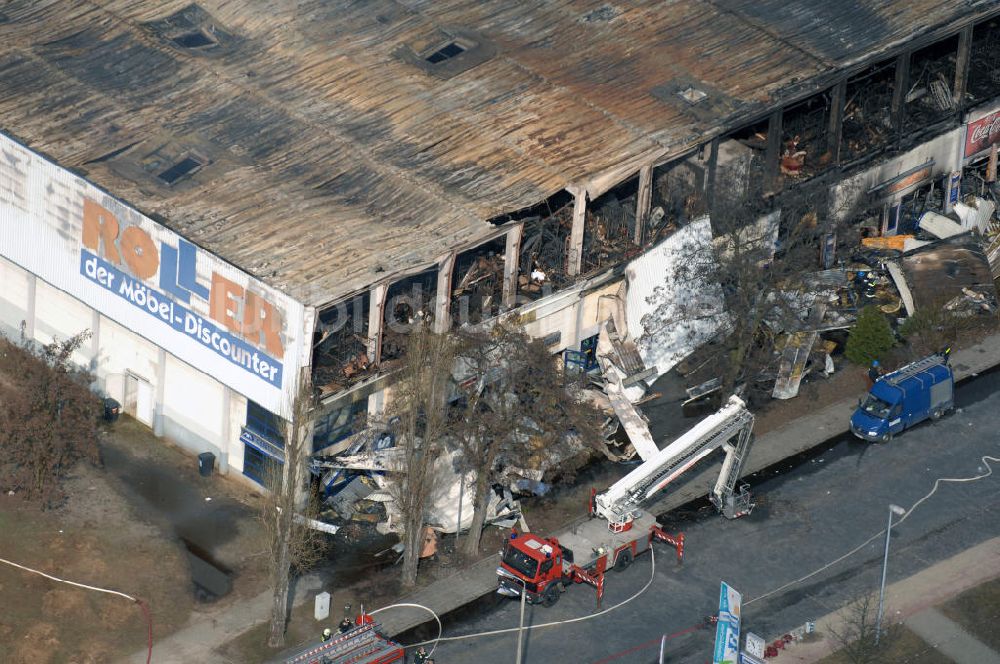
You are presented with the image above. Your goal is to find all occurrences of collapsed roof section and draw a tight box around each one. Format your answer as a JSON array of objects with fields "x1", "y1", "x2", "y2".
[{"x1": 0, "y1": 1, "x2": 993, "y2": 307}]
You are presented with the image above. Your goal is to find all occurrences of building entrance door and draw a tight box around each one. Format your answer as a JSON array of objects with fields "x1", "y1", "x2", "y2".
[{"x1": 124, "y1": 372, "x2": 154, "y2": 426}]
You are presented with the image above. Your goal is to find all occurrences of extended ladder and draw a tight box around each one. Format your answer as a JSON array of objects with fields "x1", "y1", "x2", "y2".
[
  {"x1": 884, "y1": 354, "x2": 945, "y2": 386},
  {"x1": 593, "y1": 396, "x2": 755, "y2": 524}
]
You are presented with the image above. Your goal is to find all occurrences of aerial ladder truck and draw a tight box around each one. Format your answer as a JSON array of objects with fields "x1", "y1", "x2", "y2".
[{"x1": 496, "y1": 395, "x2": 755, "y2": 607}]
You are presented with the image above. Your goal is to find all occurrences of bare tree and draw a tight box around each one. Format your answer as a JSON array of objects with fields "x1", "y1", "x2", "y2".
[
  {"x1": 265, "y1": 368, "x2": 324, "y2": 648},
  {"x1": 0, "y1": 332, "x2": 99, "y2": 508},
  {"x1": 384, "y1": 322, "x2": 457, "y2": 588},
  {"x1": 452, "y1": 322, "x2": 604, "y2": 558},
  {"x1": 826, "y1": 590, "x2": 901, "y2": 663},
  {"x1": 642, "y1": 170, "x2": 871, "y2": 401}
]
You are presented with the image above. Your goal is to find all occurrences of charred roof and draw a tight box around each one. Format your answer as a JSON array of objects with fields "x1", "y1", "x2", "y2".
[{"x1": 0, "y1": 1, "x2": 994, "y2": 307}]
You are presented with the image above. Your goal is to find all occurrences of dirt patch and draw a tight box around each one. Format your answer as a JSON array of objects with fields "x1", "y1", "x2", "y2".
[
  {"x1": 939, "y1": 576, "x2": 1000, "y2": 652},
  {"x1": 0, "y1": 461, "x2": 194, "y2": 664},
  {"x1": 753, "y1": 366, "x2": 866, "y2": 436},
  {"x1": 816, "y1": 625, "x2": 950, "y2": 664},
  {"x1": 0, "y1": 418, "x2": 274, "y2": 664}
]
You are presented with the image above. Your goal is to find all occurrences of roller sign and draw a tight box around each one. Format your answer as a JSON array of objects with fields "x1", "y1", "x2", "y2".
[{"x1": 79, "y1": 198, "x2": 285, "y2": 387}]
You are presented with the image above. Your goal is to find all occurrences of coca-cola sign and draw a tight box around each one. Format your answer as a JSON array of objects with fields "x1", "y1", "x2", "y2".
[{"x1": 965, "y1": 109, "x2": 1000, "y2": 158}]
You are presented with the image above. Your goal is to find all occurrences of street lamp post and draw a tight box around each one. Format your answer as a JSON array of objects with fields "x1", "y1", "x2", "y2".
[
  {"x1": 875, "y1": 504, "x2": 906, "y2": 646},
  {"x1": 515, "y1": 580, "x2": 527, "y2": 664}
]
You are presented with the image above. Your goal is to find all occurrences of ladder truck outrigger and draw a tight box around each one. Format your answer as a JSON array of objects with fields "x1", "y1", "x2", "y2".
[{"x1": 496, "y1": 395, "x2": 755, "y2": 607}]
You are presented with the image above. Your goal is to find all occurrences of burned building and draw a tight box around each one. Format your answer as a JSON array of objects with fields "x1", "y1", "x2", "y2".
[{"x1": 0, "y1": 1, "x2": 998, "y2": 488}]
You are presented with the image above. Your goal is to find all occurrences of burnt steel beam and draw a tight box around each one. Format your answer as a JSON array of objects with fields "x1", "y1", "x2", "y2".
[
  {"x1": 891, "y1": 52, "x2": 911, "y2": 141},
  {"x1": 765, "y1": 109, "x2": 783, "y2": 194},
  {"x1": 827, "y1": 79, "x2": 847, "y2": 165},
  {"x1": 635, "y1": 163, "x2": 653, "y2": 245},
  {"x1": 502, "y1": 223, "x2": 523, "y2": 308},
  {"x1": 954, "y1": 24, "x2": 974, "y2": 112},
  {"x1": 567, "y1": 188, "x2": 586, "y2": 277}
]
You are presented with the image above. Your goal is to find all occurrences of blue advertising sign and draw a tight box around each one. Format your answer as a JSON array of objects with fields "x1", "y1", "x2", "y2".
[
  {"x1": 713, "y1": 581, "x2": 742, "y2": 664},
  {"x1": 81, "y1": 249, "x2": 283, "y2": 387}
]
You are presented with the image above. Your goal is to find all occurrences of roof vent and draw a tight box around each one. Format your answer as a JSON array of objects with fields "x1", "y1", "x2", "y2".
[
  {"x1": 172, "y1": 30, "x2": 216, "y2": 49},
  {"x1": 144, "y1": 4, "x2": 239, "y2": 56},
  {"x1": 425, "y1": 42, "x2": 466, "y2": 64},
  {"x1": 678, "y1": 87, "x2": 708, "y2": 105},
  {"x1": 158, "y1": 156, "x2": 204, "y2": 185},
  {"x1": 395, "y1": 28, "x2": 496, "y2": 80}
]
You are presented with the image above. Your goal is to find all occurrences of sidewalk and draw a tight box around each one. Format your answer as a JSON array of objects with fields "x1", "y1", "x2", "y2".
[
  {"x1": 377, "y1": 336, "x2": 1000, "y2": 637},
  {"x1": 767, "y1": 536, "x2": 1000, "y2": 662},
  {"x1": 119, "y1": 574, "x2": 323, "y2": 664}
]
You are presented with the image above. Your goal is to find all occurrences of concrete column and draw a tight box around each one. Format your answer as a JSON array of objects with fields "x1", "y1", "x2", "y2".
[
  {"x1": 367, "y1": 389, "x2": 385, "y2": 420},
  {"x1": 502, "y1": 223, "x2": 523, "y2": 309},
  {"x1": 367, "y1": 283, "x2": 387, "y2": 365},
  {"x1": 567, "y1": 188, "x2": 586, "y2": 277},
  {"x1": 90, "y1": 308, "x2": 100, "y2": 373},
  {"x1": 705, "y1": 138, "x2": 719, "y2": 211},
  {"x1": 827, "y1": 79, "x2": 847, "y2": 165},
  {"x1": 954, "y1": 25, "x2": 974, "y2": 111},
  {"x1": 23, "y1": 272, "x2": 35, "y2": 340},
  {"x1": 153, "y1": 347, "x2": 166, "y2": 437},
  {"x1": 434, "y1": 253, "x2": 456, "y2": 333},
  {"x1": 218, "y1": 386, "x2": 231, "y2": 474},
  {"x1": 635, "y1": 163, "x2": 653, "y2": 245}
]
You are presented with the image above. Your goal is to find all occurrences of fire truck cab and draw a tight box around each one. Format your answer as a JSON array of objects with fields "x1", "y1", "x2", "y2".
[{"x1": 497, "y1": 532, "x2": 571, "y2": 606}]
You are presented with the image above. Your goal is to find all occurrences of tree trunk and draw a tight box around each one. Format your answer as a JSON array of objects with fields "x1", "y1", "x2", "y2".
[
  {"x1": 267, "y1": 507, "x2": 293, "y2": 647},
  {"x1": 401, "y1": 520, "x2": 423, "y2": 588},
  {"x1": 462, "y1": 471, "x2": 492, "y2": 558}
]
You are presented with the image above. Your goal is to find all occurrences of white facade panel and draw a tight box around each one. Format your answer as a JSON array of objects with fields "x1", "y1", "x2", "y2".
[
  {"x1": 832, "y1": 127, "x2": 966, "y2": 217},
  {"x1": 97, "y1": 315, "x2": 161, "y2": 407},
  {"x1": 0, "y1": 254, "x2": 29, "y2": 337},
  {"x1": 227, "y1": 391, "x2": 249, "y2": 475},
  {"x1": 0, "y1": 132, "x2": 307, "y2": 418},
  {"x1": 34, "y1": 279, "x2": 94, "y2": 366},
  {"x1": 162, "y1": 353, "x2": 226, "y2": 456}
]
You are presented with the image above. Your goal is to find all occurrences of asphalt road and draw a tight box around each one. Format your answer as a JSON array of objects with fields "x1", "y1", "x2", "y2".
[{"x1": 424, "y1": 369, "x2": 1000, "y2": 663}]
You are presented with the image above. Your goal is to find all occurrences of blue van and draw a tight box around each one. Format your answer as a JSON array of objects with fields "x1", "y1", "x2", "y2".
[{"x1": 850, "y1": 354, "x2": 953, "y2": 442}]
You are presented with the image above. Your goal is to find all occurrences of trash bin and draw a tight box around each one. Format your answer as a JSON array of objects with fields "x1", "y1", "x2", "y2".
[
  {"x1": 198, "y1": 452, "x2": 216, "y2": 477},
  {"x1": 103, "y1": 397, "x2": 121, "y2": 423}
]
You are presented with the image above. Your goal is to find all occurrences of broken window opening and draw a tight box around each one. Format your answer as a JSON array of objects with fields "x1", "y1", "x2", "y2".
[
  {"x1": 903, "y1": 35, "x2": 959, "y2": 138},
  {"x1": 716, "y1": 118, "x2": 770, "y2": 203},
  {"x1": 581, "y1": 177, "x2": 640, "y2": 275},
  {"x1": 313, "y1": 398, "x2": 368, "y2": 454},
  {"x1": 381, "y1": 269, "x2": 438, "y2": 362},
  {"x1": 780, "y1": 91, "x2": 832, "y2": 182},
  {"x1": 157, "y1": 156, "x2": 203, "y2": 185},
  {"x1": 425, "y1": 41, "x2": 466, "y2": 64},
  {"x1": 649, "y1": 156, "x2": 707, "y2": 245},
  {"x1": 450, "y1": 237, "x2": 506, "y2": 328},
  {"x1": 312, "y1": 293, "x2": 372, "y2": 396},
  {"x1": 517, "y1": 191, "x2": 574, "y2": 301},
  {"x1": 895, "y1": 179, "x2": 942, "y2": 235},
  {"x1": 967, "y1": 18, "x2": 1000, "y2": 108},
  {"x1": 841, "y1": 60, "x2": 897, "y2": 164}
]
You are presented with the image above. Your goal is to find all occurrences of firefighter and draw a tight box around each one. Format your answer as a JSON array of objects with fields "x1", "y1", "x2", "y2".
[
  {"x1": 939, "y1": 346, "x2": 952, "y2": 364},
  {"x1": 321, "y1": 628, "x2": 332, "y2": 642},
  {"x1": 338, "y1": 604, "x2": 354, "y2": 633},
  {"x1": 867, "y1": 360, "x2": 883, "y2": 385},
  {"x1": 412, "y1": 646, "x2": 429, "y2": 664}
]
